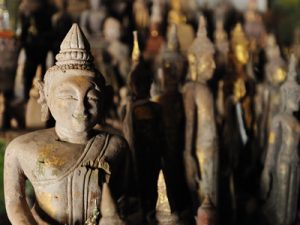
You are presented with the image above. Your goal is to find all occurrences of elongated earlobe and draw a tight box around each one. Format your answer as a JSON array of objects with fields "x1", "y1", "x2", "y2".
[{"x1": 37, "y1": 81, "x2": 50, "y2": 122}]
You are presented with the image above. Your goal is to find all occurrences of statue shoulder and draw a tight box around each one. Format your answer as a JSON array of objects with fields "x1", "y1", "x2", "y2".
[
  {"x1": 105, "y1": 133, "x2": 129, "y2": 156},
  {"x1": 5, "y1": 129, "x2": 56, "y2": 167}
]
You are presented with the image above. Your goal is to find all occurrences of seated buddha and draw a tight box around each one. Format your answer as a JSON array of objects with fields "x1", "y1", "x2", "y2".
[{"x1": 4, "y1": 24, "x2": 131, "y2": 225}]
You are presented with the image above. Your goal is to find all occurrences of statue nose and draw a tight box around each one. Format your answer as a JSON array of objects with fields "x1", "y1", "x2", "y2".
[{"x1": 73, "y1": 98, "x2": 87, "y2": 117}]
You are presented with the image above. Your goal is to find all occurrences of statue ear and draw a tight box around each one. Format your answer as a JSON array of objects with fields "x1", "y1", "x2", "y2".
[{"x1": 37, "y1": 81, "x2": 50, "y2": 122}]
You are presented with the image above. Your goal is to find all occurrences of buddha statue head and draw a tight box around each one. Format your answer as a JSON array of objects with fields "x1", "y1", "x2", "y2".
[
  {"x1": 39, "y1": 24, "x2": 106, "y2": 143},
  {"x1": 187, "y1": 16, "x2": 215, "y2": 82},
  {"x1": 281, "y1": 54, "x2": 300, "y2": 113},
  {"x1": 231, "y1": 23, "x2": 250, "y2": 65},
  {"x1": 265, "y1": 34, "x2": 286, "y2": 85},
  {"x1": 103, "y1": 17, "x2": 121, "y2": 42},
  {"x1": 160, "y1": 24, "x2": 186, "y2": 87}
]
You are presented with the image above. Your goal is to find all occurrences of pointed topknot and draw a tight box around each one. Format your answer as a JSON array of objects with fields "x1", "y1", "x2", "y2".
[
  {"x1": 231, "y1": 23, "x2": 249, "y2": 47},
  {"x1": 101, "y1": 183, "x2": 118, "y2": 217},
  {"x1": 167, "y1": 24, "x2": 180, "y2": 51},
  {"x1": 188, "y1": 16, "x2": 214, "y2": 57},
  {"x1": 197, "y1": 15, "x2": 207, "y2": 37},
  {"x1": 131, "y1": 31, "x2": 140, "y2": 65},
  {"x1": 56, "y1": 23, "x2": 93, "y2": 66}
]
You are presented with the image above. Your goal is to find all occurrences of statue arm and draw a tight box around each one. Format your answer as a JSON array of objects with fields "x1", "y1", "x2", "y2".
[
  {"x1": 4, "y1": 142, "x2": 38, "y2": 225},
  {"x1": 261, "y1": 117, "x2": 281, "y2": 199},
  {"x1": 182, "y1": 85, "x2": 198, "y2": 190}
]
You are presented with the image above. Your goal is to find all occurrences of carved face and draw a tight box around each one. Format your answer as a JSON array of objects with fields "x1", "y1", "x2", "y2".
[
  {"x1": 47, "y1": 75, "x2": 101, "y2": 132},
  {"x1": 196, "y1": 54, "x2": 216, "y2": 81},
  {"x1": 103, "y1": 18, "x2": 121, "y2": 41},
  {"x1": 234, "y1": 44, "x2": 249, "y2": 65}
]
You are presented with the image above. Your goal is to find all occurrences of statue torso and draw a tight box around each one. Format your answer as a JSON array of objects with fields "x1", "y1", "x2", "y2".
[{"x1": 13, "y1": 128, "x2": 128, "y2": 225}]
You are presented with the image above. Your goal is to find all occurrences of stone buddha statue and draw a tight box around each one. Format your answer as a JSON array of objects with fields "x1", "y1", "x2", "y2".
[
  {"x1": 183, "y1": 15, "x2": 218, "y2": 209},
  {"x1": 261, "y1": 54, "x2": 300, "y2": 225},
  {"x1": 4, "y1": 24, "x2": 131, "y2": 225},
  {"x1": 256, "y1": 34, "x2": 286, "y2": 156}
]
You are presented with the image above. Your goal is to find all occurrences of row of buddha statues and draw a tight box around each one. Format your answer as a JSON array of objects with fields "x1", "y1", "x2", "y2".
[{"x1": 1, "y1": 0, "x2": 300, "y2": 225}]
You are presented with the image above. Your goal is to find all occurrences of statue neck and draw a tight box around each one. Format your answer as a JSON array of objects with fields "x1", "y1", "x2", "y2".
[{"x1": 55, "y1": 124, "x2": 92, "y2": 144}]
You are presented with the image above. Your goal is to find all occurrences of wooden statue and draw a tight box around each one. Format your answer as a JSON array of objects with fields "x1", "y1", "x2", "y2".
[
  {"x1": 122, "y1": 31, "x2": 164, "y2": 224},
  {"x1": 183, "y1": 15, "x2": 218, "y2": 208},
  {"x1": 4, "y1": 24, "x2": 132, "y2": 225},
  {"x1": 157, "y1": 23, "x2": 190, "y2": 218},
  {"x1": 261, "y1": 54, "x2": 300, "y2": 225},
  {"x1": 256, "y1": 34, "x2": 286, "y2": 156}
]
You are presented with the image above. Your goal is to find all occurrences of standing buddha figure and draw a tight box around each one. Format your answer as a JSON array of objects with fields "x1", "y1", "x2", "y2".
[
  {"x1": 261, "y1": 54, "x2": 300, "y2": 225},
  {"x1": 157, "y1": 23, "x2": 190, "y2": 218},
  {"x1": 122, "y1": 31, "x2": 165, "y2": 224},
  {"x1": 256, "y1": 34, "x2": 286, "y2": 158},
  {"x1": 183, "y1": 15, "x2": 218, "y2": 209},
  {"x1": 4, "y1": 24, "x2": 132, "y2": 225}
]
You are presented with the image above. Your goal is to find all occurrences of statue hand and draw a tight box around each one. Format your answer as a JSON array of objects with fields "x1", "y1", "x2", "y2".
[{"x1": 260, "y1": 170, "x2": 272, "y2": 201}]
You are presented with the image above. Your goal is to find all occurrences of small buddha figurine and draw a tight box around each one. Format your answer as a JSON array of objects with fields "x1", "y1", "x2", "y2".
[
  {"x1": 261, "y1": 54, "x2": 300, "y2": 225},
  {"x1": 122, "y1": 32, "x2": 164, "y2": 224},
  {"x1": 183, "y1": 15, "x2": 218, "y2": 208},
  {"x1": 256, "y1": 34, "x2": 286, "y2": 156},
  {"x1": 4, "y1": 24, "x2": 131, "y2": 225},
  {"x1": 157, "y1": 23, "x2": 190, "y2": 216},
  {"x1": 167, "y1": 0, "x2": 195, "y2": 54}
]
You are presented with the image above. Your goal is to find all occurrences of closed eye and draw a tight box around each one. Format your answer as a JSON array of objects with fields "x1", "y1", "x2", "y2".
[{"x1": 57, "y1": 95, "x2": 78, "y2": 100}]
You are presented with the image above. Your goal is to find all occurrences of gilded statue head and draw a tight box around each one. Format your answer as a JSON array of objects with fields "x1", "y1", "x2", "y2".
[
  {"x1": 231, "y1": 23, "x2": 250, "y2": 65},
  {"x1": 265, "y1": 34, "x2": 287, "y2": 85},
  {"x1": 214, "y1": 19, "x2": 229, "y2": 58},
  {"x1": 39, "y1": 24, "x2": 105, "y2": 134},
  {"x1": 281, "y1": 54, "x2": 300, "y2": 112},
  {"x1": 188, "y1": 16, "x2": 215, "y2": 82}
]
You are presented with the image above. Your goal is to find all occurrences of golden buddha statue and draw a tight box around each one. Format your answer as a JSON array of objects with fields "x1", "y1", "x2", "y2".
[
  {"x1": 167, "y1": 0, "x2": 194, "y2": 54},
  {"x1": 261, "y1": 54, "x2": 300, "y2": 225},
  {"x1": 183, "y1": 15, "x2": 218, "y2": 208},
  {"x1": 4, "y1": 24, "x2": 132, "y2": 225}
]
